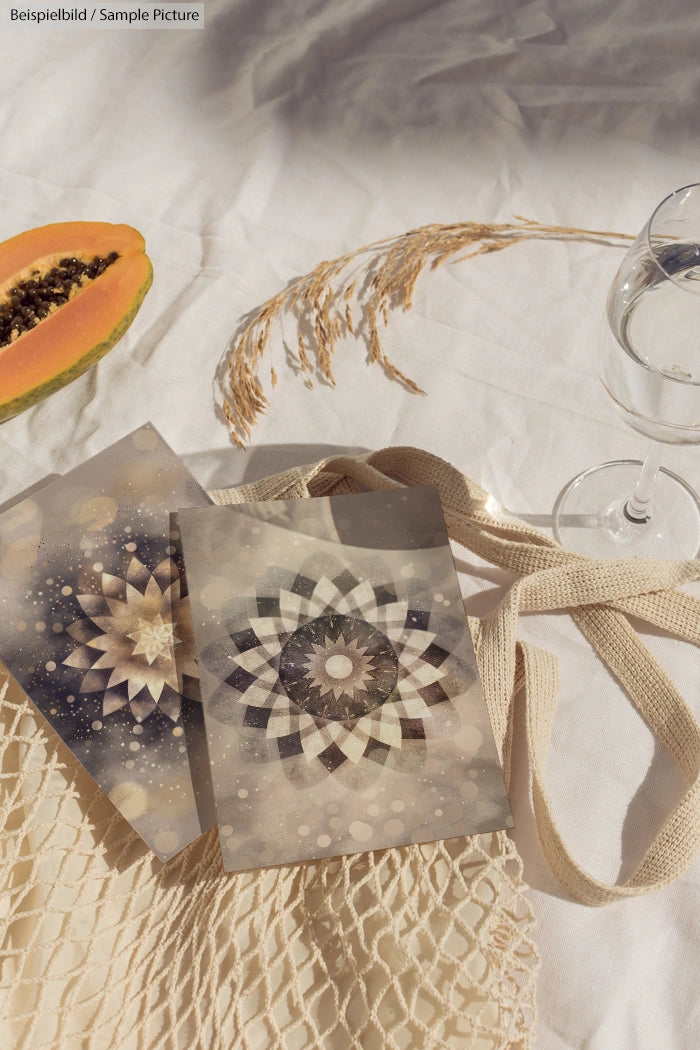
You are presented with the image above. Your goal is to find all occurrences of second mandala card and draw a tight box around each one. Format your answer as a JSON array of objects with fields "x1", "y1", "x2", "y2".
[{"x1": 179, "y1": 486, "x2": 512, "y2": 873}]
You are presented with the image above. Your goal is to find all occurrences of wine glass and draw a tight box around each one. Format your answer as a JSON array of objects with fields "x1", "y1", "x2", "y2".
[{"x1": 553, "y1": 183, "x2": 700, "y2": 559}]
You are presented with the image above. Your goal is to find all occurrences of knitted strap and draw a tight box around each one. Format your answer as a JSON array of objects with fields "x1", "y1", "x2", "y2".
[{"x1": 213, "y1": 445, "x2": 700, "y2": 905}]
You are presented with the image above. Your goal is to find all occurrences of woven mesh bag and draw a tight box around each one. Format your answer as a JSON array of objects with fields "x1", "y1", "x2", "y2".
[{"x1": 3, "y1": 445, "x2": 699, "y2": 1050}]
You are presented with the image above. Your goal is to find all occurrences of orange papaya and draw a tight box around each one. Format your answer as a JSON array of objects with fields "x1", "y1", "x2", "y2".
[{"x1": 0, "y1": 221, "x2": 152, "y2": 422}]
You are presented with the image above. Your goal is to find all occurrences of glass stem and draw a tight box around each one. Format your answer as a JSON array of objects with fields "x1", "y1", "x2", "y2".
[{"x1": 624, "y1": 443, "x2": 662, "y2": 523}]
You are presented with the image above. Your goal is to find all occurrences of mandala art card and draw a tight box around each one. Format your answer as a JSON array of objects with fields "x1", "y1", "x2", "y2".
[
  {"x1": 179, "y1": 487, "x2": 512, "y2": 873},
  {"x1": 0, "y1": 424, "x2": 216, "y2": 861}
]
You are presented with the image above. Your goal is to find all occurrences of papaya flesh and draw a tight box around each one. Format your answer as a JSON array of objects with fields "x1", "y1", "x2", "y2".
[{"x1": 0, "y1": 221, "x2": 152, "y2": 422}]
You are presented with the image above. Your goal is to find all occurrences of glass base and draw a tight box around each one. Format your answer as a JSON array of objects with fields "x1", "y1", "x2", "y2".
[{"x1": 552, "y1": 460, "x2": 700, "y2": 559}]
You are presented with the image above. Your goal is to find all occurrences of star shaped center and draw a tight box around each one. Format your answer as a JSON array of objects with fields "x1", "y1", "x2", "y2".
[{"x1": 127, "y1": 613, "x2": 180, "y2": 665}]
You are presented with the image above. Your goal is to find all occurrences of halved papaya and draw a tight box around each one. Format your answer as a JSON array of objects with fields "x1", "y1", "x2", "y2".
[{"x1": 0, "y1": 221, "x2": 152, "y2": 422}]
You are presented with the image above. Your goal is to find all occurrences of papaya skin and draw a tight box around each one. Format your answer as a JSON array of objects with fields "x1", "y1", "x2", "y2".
[{"x1": 0, "y1": 222, "x2": 152, "y2": 423}]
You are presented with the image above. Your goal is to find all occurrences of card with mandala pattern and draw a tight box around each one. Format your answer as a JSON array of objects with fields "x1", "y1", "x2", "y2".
[
  {"x1": 0, "y1": 424, "x2": 216, "y2": 861},
  {"x1": 179, "y1": 487, "x2": 512, "y2": 873}
]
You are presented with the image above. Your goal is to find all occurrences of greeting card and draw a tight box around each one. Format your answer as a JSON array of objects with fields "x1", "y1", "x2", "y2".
[
  {"x1": 179, "y1": 486, "x2": 512, "y2": 872},
  {"x1": 0, "y1": 424, "x2": 215, "y2": 860}
]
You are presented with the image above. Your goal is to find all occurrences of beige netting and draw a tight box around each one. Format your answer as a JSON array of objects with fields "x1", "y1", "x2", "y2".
[{"x1": 0, "y1": 669, "x2": 537, "y2": 1050}]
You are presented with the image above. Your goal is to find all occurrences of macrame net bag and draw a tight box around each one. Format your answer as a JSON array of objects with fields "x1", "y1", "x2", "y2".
[{"x1": 3, "y1": 445, "x2": 700, "y2": 1050}]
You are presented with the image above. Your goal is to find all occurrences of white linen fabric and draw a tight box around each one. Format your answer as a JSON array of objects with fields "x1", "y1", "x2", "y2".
[{"x1": 1, "y1": 3, "x2": 699, "y2": 1049}]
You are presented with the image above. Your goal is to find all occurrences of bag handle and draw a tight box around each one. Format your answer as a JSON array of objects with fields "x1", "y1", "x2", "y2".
[{"x1": 212, "y1": 446, "x2": 700, "y2": 905}]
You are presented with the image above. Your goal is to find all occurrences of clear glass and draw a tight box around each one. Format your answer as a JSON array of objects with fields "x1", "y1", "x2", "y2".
[{"x1": 553, "y1": 183, "x2": 700, "y2": 558}]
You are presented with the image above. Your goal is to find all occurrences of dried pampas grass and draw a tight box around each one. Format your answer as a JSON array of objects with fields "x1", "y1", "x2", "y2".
[{"x1": 220, "y1": 218, "x2": 632, "y2": 448}]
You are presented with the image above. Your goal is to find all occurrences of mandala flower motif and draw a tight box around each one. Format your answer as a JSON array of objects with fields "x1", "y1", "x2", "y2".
[
  {"x1": 203, "y1": 553, "x2": 470, "y2": 782},
  {"x1": 63, "y1": 555, "x2": 198, "y2": 723}
]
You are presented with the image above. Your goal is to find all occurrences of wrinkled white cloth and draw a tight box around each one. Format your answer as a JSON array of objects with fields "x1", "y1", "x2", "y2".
[{"x1": 1, "y1": 2, "x2": 698, "y2": 1048}]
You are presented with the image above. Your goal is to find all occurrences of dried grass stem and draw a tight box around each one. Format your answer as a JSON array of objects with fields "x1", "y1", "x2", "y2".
[{"x1": 221, "y1": 218, "x2": 631, "y2": 447}]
